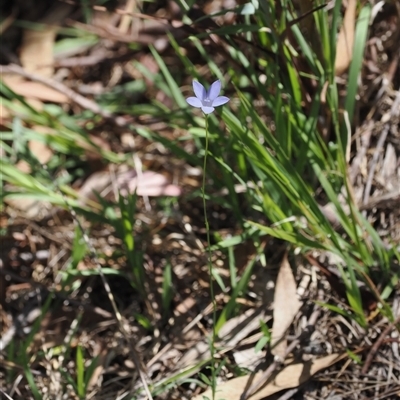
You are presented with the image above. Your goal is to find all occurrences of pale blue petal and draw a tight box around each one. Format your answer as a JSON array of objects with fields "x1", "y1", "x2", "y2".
[
  {"x1": 193, "y1": 80, "x2": 206, "y2": 101},
  {"x1": 201, "y1": 106, "x2": 215, "y2": 114},
  {"x1": 186, "y1": 97, "x2": 203, "y2": 107},
  {"x1": 212, "y1": 96, "x2": 230, "y2": 107},
  {"x1": 207, "y1": 80, "x2": 221, "y2": 101}
]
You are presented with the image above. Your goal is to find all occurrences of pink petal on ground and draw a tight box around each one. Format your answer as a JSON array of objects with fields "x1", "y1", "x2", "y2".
[{"x1": 128, "y1": 171, "x2": 182, "y2": 197}]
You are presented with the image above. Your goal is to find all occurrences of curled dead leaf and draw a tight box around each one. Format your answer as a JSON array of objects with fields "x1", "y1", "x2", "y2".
[{"x1": 335, "y1": 0, "x2": 357, "y2": 75}]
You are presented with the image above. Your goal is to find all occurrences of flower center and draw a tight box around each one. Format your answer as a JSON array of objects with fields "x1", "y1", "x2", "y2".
[{"x1": 203, "y1": 98, "x2": 212, "y2": 107}]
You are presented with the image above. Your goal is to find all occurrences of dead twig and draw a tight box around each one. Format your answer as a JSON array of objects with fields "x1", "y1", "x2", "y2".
[
  {"x1": 276, "y1": 387, "x2": 300, "y2": 400},
  {"x1": 0, "y1": 64, "x2": 128, "y2": 126},
  {"x1": 363, "y1": 88, "x2": 400, "y2": 204},
  {"x1": 361, "y1": 314, "x2": 400, "y2": 375},
  {"x1": 349, "y1": 121, "x2": 373, "y2": 185}
]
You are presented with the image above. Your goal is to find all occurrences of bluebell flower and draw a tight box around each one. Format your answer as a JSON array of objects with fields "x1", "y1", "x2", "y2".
[{"x1": 186, "y1": 79, "x2": 230, "y2": 114}]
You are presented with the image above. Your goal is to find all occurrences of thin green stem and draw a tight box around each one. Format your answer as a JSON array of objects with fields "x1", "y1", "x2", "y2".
[{"x1": 202, "y1": 115, "x2": 217, "y2": 400}]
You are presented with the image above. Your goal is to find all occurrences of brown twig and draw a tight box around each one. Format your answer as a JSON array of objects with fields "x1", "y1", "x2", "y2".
[
  {"x1": 0, "y1": 64, "x2": 128, "y2": 126},
  {"x1": 349, "y1": 121, "x2": 373, "y2": 185},
  {"x1": 361, "y1": 314, "x2": 400, "y2": 375},
  {"x1": 276, "y1": 387, "x2": 300, "y2": 400},
  {"x1": 363, "y1": 88, "x2": 400, "y2": 204}
]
